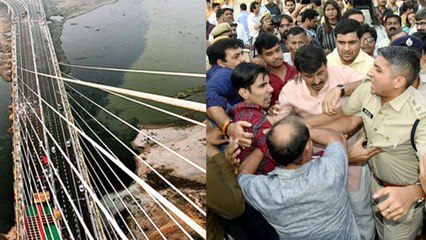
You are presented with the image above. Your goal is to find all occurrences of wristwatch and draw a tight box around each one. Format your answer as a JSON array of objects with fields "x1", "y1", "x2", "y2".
[{"x1": 337, "y1": 84, "x2": 345, "y2": 97}]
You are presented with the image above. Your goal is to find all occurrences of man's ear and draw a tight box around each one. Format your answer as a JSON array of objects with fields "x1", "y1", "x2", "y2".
[
  {"x1": 393, "y1": 76, "x2": 407, "y2": 89},
  {"x1": 217, "y1": 59, "x2": 226, "y2": 67},
  {"x1": 238, "y1": 88, "x2": 250, "y2": 100}
]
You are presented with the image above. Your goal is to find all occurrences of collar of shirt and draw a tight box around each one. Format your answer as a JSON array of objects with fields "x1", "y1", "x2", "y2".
[
  {"x1": 386, "y1": 86, "x2": 415, "y2": 112},
  {"x1": 229, "y1": 102, "x2": 266, "y2": 116}
]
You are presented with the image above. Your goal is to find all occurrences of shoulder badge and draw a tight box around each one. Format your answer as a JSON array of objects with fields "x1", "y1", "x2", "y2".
[{"x1": 409, "y1": 96, "x2": 426, "y2": 118}]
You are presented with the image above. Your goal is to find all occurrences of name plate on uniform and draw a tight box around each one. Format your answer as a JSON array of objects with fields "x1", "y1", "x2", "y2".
[{"x1": 362, "y1": 107, "x2": 373, "y2": 119}]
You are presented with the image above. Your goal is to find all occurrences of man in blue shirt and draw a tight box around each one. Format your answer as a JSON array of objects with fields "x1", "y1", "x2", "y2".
[
  {"x1": 238, "y1": 116, "x2": 361, "y2": 239},
  {"x1": 206, "y1": 38, "x2": 253, "y2": 147}
]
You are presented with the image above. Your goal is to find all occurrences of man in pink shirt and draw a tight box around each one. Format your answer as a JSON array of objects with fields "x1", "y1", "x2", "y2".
[
  {"x1": 277, "y1": 44, "x2": 377, "y2": 240},
  {"x1": 277, "y1": 44, "x2": 365, "y2": 119}
]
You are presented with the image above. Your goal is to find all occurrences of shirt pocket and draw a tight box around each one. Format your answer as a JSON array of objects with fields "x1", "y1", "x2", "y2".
[{"x1": 375, "y1": 127, "x2": 401, "y2": 148}]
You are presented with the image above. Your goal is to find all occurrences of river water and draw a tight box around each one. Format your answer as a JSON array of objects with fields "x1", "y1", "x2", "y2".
[{"x1": 0, "y1": 0, "x2": 205, "y2": 233}]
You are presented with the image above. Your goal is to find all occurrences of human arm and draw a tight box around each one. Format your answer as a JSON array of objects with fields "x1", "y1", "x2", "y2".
[
  {"x1": 207, "y1": 106, "x2": 253, "y2": 148},
  {"x1": 372, "y1": 183, "x2": 424, "y2": 222},
  {"x1": 322, "y1": 80, "x2": 363, "y2": 115},
  {"x1": 309, "y1": 127, "x2": 348, "y2": 150},
  {"x1": 238, "y1": 148, "x2": 264, "y2": 175},
  {"x1": 419, "y1": 154, "x2": 426, "y2": 194},
  {"x1": 207, "y1": 148, "x2": 245, "y2": 219},
  {"x1": 291, "y1": 3, "x2": 308, "y2": 21}
]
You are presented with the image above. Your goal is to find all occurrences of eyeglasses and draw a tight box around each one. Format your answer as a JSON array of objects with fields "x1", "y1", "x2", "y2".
[
  {"x1": 416, "y1": 21, "x2": 426, "y2": 27},
  {"x1": 361, "y1": 37, "x2": 375, "y2": 44}
]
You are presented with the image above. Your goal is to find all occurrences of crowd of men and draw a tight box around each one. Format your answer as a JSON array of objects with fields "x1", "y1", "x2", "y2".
[{"x1": 206, "y1": 0, "x2": 426, "y2": 239}]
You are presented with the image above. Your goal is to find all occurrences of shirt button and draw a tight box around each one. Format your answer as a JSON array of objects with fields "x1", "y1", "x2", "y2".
[
  {"x1": 379, "y1": 111, "x2": 382, "y2": 115},
  {"x1": 370, "y1": 140, "x2": 373, "y2": 144},
  {"x1": 386, "y1": 137, "x2": 389, "y2": 140},
  {"x1": 373, "y1": 128, "x2": 377, "y2": 131}
]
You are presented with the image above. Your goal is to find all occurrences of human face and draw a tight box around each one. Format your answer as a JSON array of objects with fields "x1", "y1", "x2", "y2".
[
  {"x1": 260, "y1": 43, "x2": 284, "y2": 68},
  {"x1": 360, "y1": 32, "x2": 375, "y2": 56},
  {"x1": 324, "y1": 4, "x2": 338, "y2": 21},
  {"x1": 348, "y1": 13, "x2": 364, "y2": 24},
  {"x1": 385, "y1": 17, "x2": 401, "y2": 36},
  {"x1": 296, "y1": 15, "x2": 303, "y2": 26},
  {"x1": 301, "y1": 64, "x2": 328, "y2": 94},
  {"x1": 286, "y1": 33, "x2": 308, "y2": 55},
  {"x1": 221, "y1": 47, "x2": 245, "y2": 69},
  {"x1": 416, "y1": 18, "x2": 426, "y2": 32},
  {"x1": 407, "y1": 13, "x2": 416, "y2": 27},
  {"x1": 253, "y1": 4, "x2": 260, "y2": 15},
  {"x1": 307, "y1": 18, "x2": 318, "y2": 30},
  {"x1": 335, "y1": 32, "x2": 361, "y2": 65},
  {"x1": 285, "y1": 1, "x2": 295, "y2": 13},
  {"x1": 378, "y1": 0, "x2": 387, "y2": 6},
  {"x1": 223, "y1": 10, "x2": 234, "y2": 22},
  {"x1": 278, "y1": 18, "x2": 292, "y2": 37},
  {"x1": 367, "y1": 56, "x2": 395, "y2": 98},
  {"x1": 262, "y1": 17, "x2": 273, "y2": 32},
  {"x1": 243, "y1": 73, "x2": 274, "y2": 108}
]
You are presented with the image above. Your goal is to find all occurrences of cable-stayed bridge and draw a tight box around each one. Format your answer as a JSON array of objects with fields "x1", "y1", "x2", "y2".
[{"x1": 2, "y1": 0, "x2": 206, "y2": 239}]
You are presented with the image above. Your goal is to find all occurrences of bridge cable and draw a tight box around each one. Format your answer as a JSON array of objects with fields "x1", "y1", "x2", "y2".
[
  {"x1": 17, "y1": 77, "x2": 74, "y2": 239},
  {"x1": 65, "y1": 82, "x2": 206, "y2": 174},
  {"x1": 18, "y1": 67, "x2": 205, "y2": 112},
  {"x1": 59, "y1": 62, "x2": 206, "y2": 78},
  {"x1": 62, "y1": 71, "x2": 205, "y2": 127},
  {"x1": 71, "y1": 105, "x2": 165, "y2": 239},
  {"x1": 20, "y1": 75, "x2": 205, "y2": 239},
  {"x1": 19, "y1": 81, "x2": 126, "y2": 240}
]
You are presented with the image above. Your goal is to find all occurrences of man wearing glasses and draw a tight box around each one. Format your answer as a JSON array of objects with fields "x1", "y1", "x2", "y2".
[
  {"x1": 415, "y1": 9, "x2": 426, "y2": 32},
  {"x1": 360, "y1": 24, "x2": 378, "y2": 57},
  {"x1": 277, "y1": 14, "x2": 293, "y2": 53}
]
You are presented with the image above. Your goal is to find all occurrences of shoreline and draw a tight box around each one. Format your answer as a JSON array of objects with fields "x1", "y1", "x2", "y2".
[{"x1": 109, "y1": 124, "x2": 206, "y2": 239}]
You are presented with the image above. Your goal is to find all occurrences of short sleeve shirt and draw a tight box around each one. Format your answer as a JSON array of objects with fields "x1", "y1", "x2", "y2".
[{"x1": 343, "y1": 82, "x2": 426, "y2": 184}]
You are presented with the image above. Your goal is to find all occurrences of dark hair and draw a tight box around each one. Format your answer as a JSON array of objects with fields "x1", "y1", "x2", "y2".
[
  {"x1": 341, "y1": 8, "x2": 363, "y2": 20},
  {"x1": 384, "y1": 14, "x2": 402, "y2": 25},
  {"x1": 412, "y1": 31, "x2": 426, "y2": 52},
  {"x1": 415, "y1": 8, "x2": 426, "y2": 21},
  {"x1": 254, "y1": 34, "x2": 280, "y2": 55},
  {"x1": 212, "y1": 3, "x2": 220, "y2": 9},
  {"x1": 399, "y1": 2, "x2": 413, "y2": 16},
  {"x1": 323, "y1": 0, "x2": 342, "y2": 34},
  {"x1": 287, "y1": 26, "x2": 306, "y2": 36},
  {"x1": 294, "y1": 44, "x2": 326, "y2": 74},
  {"x1": 206, "y1": 38, "x2": 241, "y2": 65},
  {"x1": 301, "y1": 9, "x2": 319, "y2": 22},
  {"x1": 279, "y1": 13, "x2": 293, "y2": 24},
  {"x1": 405, "y1": 12, "x2": 415, "y2": 28},
  {"x1": 285, "y1": 0, "x2": 296, "y2": 4},
  {"x1": 240, "y1": 3, "x2": 247, "y2": 11},
  {"x1": 250, "y1": 1, "x2": 259, "y2": 12},
  {"x1": 378, "y1": 46, "x2": 421, "y2": 87},
  {"x1": 231, "y1": 62, "x2": 269, "y2": 99},
  {"x1": 360, "y1": 23, "x2": 377, "y2": 41},
  {"x1": 267, "y1": 116, "x2": 310, "y2": 166},
  {"x1": 334, "y1": 18, "x2": 362, "y2": 38}
]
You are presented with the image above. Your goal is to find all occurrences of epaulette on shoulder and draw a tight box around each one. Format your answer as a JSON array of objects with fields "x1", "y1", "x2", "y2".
[{"x1": 408, "y1": 96, "x2": 426, "y2": 119}]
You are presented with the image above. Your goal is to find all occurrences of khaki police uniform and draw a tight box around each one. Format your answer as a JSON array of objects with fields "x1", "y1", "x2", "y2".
[{"x1": 343, "y1": 81, "x2": 426, "y2": 240}]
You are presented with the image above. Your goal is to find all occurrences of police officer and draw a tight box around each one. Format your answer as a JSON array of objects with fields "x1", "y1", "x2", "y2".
[{"x1": 307, "y1": 46, "x2": 426, "y2": 240}]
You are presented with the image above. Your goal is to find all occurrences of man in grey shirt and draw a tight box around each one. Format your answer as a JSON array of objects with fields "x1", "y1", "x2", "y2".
[{"x1": 238, "y1": 116, "x2": 361, "y2": 239}]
